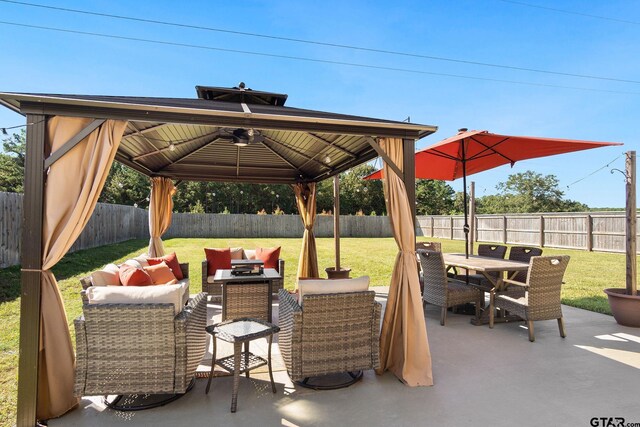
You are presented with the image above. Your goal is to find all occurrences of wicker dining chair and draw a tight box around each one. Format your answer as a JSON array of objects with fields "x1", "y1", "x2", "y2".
[
  {"x1": 461, "y1": 244, "x2": 508, "y2": 290},
  {"x1": 507, "y1": 246, "x2": 543, "y2": 282},
  {"x1": 419, "y1": 250, "x2": 483, "y2": 326},
  {"x1": 489, "y1": 255, "x2": 570, "y2": 342},
  {"x1": 416, "y1": 242, "x2": 442, "y2": 294}
]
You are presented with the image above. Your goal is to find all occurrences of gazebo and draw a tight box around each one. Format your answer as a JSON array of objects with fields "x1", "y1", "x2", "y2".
[{"x1": 0, "y1": 84, "x2": 437, "y2": 426}]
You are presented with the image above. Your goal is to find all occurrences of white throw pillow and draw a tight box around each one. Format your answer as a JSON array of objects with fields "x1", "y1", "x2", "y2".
[
  {"x1": 298, "y1": 276, "x2": 370, "y2": 304},
  {"x1": 90, "y1": 263, "x2": 120, "y2": 286},
  {"x1": 86, "y1": 283, "x2": 184, "y2": 315},
  {"x1": 230, "y1": 247, "x2": 245, "y2": 260},
  {"x1": 244, "y1": 249, "x2": 256, "y2": 260},
  {"x1": 133, "y1": 254, "x2": 150, "y2": 267},
  {"x1": 124, "y1": 259, "x2": 143, "y2": 269}
]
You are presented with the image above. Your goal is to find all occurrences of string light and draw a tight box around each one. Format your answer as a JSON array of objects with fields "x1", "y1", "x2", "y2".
[{"x1": 565, "y1": 152, "x2": 625, "y2": 189}]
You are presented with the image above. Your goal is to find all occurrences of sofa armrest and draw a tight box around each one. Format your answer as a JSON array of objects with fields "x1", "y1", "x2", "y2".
[
  {"x1": 174, "y1": 293, "x2": 208, "y2": 392},
  {"x1": 179, "y1": 262, "x2": 189, "y2": 279},
  {"x1": 277, "y1": 289, "x2": 303, "y2": 379},
  {"x1": 277, "y1": 258, "x2": 285, "y2": 276},
  {"x1": 201, "y1": 260, "x2": 208, "y2": 284}
]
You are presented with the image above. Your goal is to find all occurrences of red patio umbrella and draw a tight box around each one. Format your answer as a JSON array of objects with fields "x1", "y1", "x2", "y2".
[{"x1": 365, "y1": 129, "x2": 622, "y2": 257}]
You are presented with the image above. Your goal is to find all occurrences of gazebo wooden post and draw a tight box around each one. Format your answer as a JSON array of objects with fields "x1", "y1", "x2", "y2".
[
  {"x1": 403, "y1": 138, "x2": 416, "y2": 229},
  {"x1": 17, "y1": 114, "x2": 47, "y2": 427},
  {"x1": 626, "y1": 151, "x2": 637, "y2": 295},
  {"x1": 333, "y1": 175, "x2": 341, "y2": 271}
]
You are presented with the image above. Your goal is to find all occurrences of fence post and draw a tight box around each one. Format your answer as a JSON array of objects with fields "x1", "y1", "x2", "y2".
[
  {"x1": 430, "y1": 216, "x2": 434, "y2": 238},
  {"x1": 502, "y1": 215, "x2": 508, "y2": 244},
  {"x1": 539, "y1": 215, "x2": 545, "y2": 248},
  {"x1": 450, "y1": 216, "x2": 454, "y2": 240},
  {"x1": 586, "y1": 214, "x2": 593, "y2": 251}
]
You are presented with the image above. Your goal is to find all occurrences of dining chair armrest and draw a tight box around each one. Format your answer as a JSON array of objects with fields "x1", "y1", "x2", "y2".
[{"x1": 503, "y1": 278, "x2": 528, "y2": 288}]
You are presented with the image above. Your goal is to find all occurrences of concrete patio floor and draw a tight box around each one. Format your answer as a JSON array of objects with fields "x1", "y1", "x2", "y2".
[{"x1": 52, "y1": 287, "x2": 640, "y2": 427}]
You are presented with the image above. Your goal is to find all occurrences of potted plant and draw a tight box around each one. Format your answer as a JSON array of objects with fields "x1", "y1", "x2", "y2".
[
  {"x1": 604, "y1": 151, "x2": 640, "y2": 327},
  {"x1": 325, "y1": 266, "x2": 351, "y2": 279}
]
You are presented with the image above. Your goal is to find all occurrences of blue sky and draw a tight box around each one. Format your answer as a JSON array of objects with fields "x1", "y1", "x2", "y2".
[{"x1": 0, "y1": 0, "x2": 637, "y2": 207}]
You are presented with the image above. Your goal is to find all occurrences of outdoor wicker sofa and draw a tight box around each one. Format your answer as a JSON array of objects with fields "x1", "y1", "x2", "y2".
[
  {"x1": 75, "y1": 262, "x2": 208, "y2": 410},
  {"x1": 202, "y1": 248, "x2": 285, "y2": 299},
  {"x1": 278, "y1": 288, "x2": 381, "y2": 389}
]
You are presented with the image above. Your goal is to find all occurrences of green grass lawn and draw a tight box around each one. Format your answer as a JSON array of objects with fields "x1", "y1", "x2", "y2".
[{"x1": 0, "y1": 237, "x2": 630, "y2": 425}]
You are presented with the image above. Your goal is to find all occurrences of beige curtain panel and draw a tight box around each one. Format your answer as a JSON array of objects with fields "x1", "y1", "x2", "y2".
[
  {"x1": 376, "y1": 137, "x2": 433, "y2": 387},
  {"x1": 292, "y1": 182, "x2": 319, "y2": 282},
  {"x1": 39, "y1": 116, "x2": 126, "y2": 419},
  {"x1": 148, "y1": 177, "x2": 176, "y2": 258}
]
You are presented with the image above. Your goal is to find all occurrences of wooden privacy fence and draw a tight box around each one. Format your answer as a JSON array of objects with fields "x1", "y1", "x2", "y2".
[
  {"x1": 417, "y1": 212, "x2": 637, "y2": 253},
  {"x1": 164, "y1": 212, "x2": 391, "y2": 238},
  {"x1": 0, "y1": 192, "x2": 149, "y2": 268},
  {"x1": 1, "y1": 191, "x2": 635, "y2": 267},
  {"x1": 0, "y1": 192, "x2": 391, "y2": 268}
]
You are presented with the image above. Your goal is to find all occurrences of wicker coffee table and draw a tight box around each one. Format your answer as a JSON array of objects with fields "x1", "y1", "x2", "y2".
[{"x1": 205, "y1": 318, "x2": 280, "y2": 413}]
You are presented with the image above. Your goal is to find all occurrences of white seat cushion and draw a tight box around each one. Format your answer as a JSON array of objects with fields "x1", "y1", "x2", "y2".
[
  {"x1": 298, "y1": 276, "x2": 370, "y2": 304},
  {"x1": 86, "y1": 283, "x2": 184, "y2": 315}
]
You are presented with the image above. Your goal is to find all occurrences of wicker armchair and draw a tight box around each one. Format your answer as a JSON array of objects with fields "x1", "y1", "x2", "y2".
[
  {"x1": 278, "y1": 289, "x2": 381, "y2": 389},
  {"x1": 489, "y1": 255, "x2": 570, "y2": 342},
  {"x1": 74, "y1": 291, "x2": 208, "y2": 410},
  {"x1": 419, "y1": 250, "x2": 483, "y2": 325},
  {"x1": 202, "y1": 258, "x2": 285, "y2": 299}
]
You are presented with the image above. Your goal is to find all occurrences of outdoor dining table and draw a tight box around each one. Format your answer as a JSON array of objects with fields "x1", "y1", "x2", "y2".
[{"x1": 442, "y1": 253, "x2": 530, "y2": 325}]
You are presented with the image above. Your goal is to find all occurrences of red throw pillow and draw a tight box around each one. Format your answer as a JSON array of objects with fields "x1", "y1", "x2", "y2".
[
  {"x1": 255, "y1": 247, "x2": 281, "y2": 269},
  {"x1": 147, "y1": 252, "x2": 184, "y2": 280},
  {"x1": 144, "y1": 262, "x2": 177, "y2": 285},
  {"x1": 119, "y1": 264, "x2": 153, "y2": 286},
  {"x1": 204, "y1": 248, "x2": 232, "y2": 276}
]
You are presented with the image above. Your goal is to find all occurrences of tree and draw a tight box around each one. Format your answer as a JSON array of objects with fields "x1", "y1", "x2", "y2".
[
  {"x1": 100, "y1": 163, "x2": 151, "y2": 208},
  {"x1": 476, "y1": 171, "x2": 588, "y2": 213},
  {"x1": 416, "y1": 179, "x2": 455, "y2": 215},
  {"x1": 0, "y1": 130, "x2": 26, "y2": 192}
]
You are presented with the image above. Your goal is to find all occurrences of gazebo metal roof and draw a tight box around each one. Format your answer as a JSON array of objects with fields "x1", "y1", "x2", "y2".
[{"x1": 0, "y1": 84, "x2": 438, "y2": 183}]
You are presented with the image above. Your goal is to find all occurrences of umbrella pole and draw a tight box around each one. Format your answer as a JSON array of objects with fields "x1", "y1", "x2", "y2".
[{"x1": 461, "y1": 142, "x2": 469, "y2": 259}]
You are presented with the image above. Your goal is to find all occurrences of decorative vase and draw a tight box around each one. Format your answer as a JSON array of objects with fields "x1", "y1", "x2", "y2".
[
  {"x1": 325, "y1": 267, "x2": 351, "y2": 279},
  {"x1": 604, "y1": 288, "x2": 640, "y2": 327}
]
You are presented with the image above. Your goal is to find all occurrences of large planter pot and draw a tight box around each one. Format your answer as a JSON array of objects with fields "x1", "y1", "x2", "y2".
[
  {"x1": 604, "y1": 288, "x2": 640, "y2": 327},
  {"x1": 325, "y1": 267, "x2": 351, "y2": 279}
]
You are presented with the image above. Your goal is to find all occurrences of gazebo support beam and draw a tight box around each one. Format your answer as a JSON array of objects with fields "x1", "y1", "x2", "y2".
[
  {"x1": 123, "y1": 122, "x2": 172, "y2": 138},
  {"x1": 403, "y1": 138, "x2": 416, "y2": 225},
  {"x1": 365, "y1": 137, "x2": 404, "y2": 180},
  {"x1": 17, "y1": 114, "x2": 47, "y2": 427},
  {"x1": 306, "y1": 132, "x2": 357, "y2": 158},
  {"x1": 44, "y1": 119, "x2": 105, "y2": 170},
  {"x1": 264, "y1": 135, "x2": 331, "y2": 171},
  {"x1": 333, "y1": 175, "x2": 341, "y2": 271}
]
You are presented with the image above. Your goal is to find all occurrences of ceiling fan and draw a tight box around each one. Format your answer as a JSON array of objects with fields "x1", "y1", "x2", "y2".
[{"x1": 222, "y1": 128, "x2": 265, "y2": 147}]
